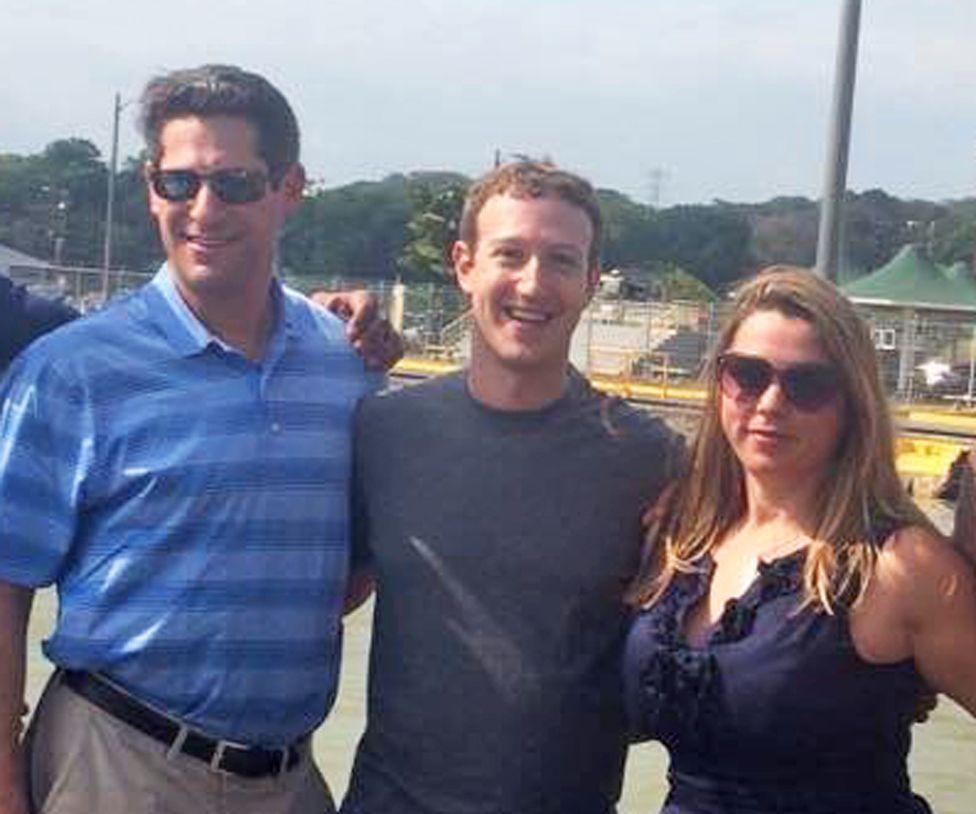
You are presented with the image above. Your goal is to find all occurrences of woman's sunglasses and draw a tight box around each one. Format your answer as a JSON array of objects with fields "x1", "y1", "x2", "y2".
[
  {"x1": 717, "y1": 353, "x2": 841, "y2": 412},
  {"x1": 149, "y1": 168, "x2": 270, "y2": 205}
]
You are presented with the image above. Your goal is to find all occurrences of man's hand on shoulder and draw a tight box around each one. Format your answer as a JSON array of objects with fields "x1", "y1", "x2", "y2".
[{"x1": 310, "y1": 289, "x2": 404, "y2": 372}]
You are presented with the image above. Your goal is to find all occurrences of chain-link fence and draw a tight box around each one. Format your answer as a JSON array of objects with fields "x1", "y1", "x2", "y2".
[
  {"x1": 8, "y1": 264, "x2": 153, "y2": 313},
  {"x1": 280, "y1": 275, "x2": 468, "y2": 357},
  {"x1": 14, "y1": 267, "x2": 976, "y2": 407},
  {"x1": 571, "y1": 296, "x2": 976, "y2": 407},
  {"x1": 378, "y1": 282, "x2": 976, "y2": 408}
]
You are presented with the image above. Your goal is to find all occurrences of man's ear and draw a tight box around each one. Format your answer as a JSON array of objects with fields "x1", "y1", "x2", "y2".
[
  {"x1": 280, "y1": 163, "x2": 306, "y2": 211},
  {"x1": 451, "y1": 240, "x2": 475, "y2": 295},
  {"x1": 144, "y1": 162, "x2": 162, "y2": 217}
]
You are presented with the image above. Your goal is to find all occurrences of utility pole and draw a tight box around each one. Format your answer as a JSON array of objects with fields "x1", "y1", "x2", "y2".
[
  {"x1": 647, "y1": 167, "x2": 668, "y2": 208},
  {"x1": 101, "y1": 92, "x2": 122, "y2": 301},
  {"x1": 815, "y1": 0, "x2": 862, "y2": 280}
]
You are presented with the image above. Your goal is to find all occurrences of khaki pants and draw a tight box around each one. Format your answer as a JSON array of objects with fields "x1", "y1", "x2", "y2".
[{"x1": 26, "y1": 675, "x2": 335, "y2": 814}]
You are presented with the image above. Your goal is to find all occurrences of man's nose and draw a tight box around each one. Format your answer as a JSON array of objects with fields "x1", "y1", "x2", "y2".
[
  {"x1": 516, "y1": 257, "x2": 544, "y2": 294},
  {"x1": 188, "y1": 181, "x2": 224, "y2": 222}
]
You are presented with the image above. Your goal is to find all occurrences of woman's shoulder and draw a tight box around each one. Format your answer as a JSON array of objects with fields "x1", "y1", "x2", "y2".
[
  {"x1": 879, "y1": 523, "x2": 966, "y2": 574},
  {"x1": 874, "y1": 524, "x2": 976, "y2": 623}
]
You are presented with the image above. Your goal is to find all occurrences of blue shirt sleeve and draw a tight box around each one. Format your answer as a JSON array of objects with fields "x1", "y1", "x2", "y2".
[{"x1": 0, "y1": 351, "x2": 93, "y2": 587}]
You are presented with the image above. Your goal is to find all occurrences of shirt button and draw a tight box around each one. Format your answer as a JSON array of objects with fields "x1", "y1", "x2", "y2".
[{"x1": 271, "y1": 422, "x2": 281, "y2": 433}]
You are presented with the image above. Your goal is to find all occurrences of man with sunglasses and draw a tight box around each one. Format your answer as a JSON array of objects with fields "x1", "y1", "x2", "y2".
[{"x1": 0, "y1": 65, "x2": 395, "y2": 814}]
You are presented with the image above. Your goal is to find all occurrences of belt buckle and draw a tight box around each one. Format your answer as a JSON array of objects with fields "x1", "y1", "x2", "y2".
[
  {"x1": 208, "y1": 739, "x2": 291, "y2": 778},
  {"x1": 209, "y1": 741, "x2": 231, "y2": 774}
]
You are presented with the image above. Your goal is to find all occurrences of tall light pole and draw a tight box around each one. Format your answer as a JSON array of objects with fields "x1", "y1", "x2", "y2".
[
  {"x1": 101, "y1": 92, "x2": 125, "y2": 301},
  {"x1": 815, "y1": 0, "x2": 862, "y2": 280}
]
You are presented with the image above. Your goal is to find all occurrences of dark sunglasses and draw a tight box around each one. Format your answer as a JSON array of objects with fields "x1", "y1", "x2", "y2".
[
  {"x1": 717, "y1": 353, "x2": 841, "y2": 412},
  {"x1": 149, "y1": 168, "x2": 270, "y2": 204}
]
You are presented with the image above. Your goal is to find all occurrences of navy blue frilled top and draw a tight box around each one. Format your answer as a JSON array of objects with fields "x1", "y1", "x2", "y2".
[{"x1": 623, "y1": 546, "x2": 932, "y2": 814}]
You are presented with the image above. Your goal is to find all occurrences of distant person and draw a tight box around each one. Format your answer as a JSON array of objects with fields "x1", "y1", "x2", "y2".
[
  {"x1": 624, "y1": 267, "x2": 976, "y2": 814},
  {"x1": 0, "y1": 64, "x2": 397, "y2": 814},
  {"x1": 0, "y1": 274, "x2": 77, "y2": 373},
  {"x1": 342, "y1": 162, "x2": 684, "y2": 814}
]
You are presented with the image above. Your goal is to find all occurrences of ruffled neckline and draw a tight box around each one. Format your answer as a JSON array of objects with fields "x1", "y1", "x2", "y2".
[
  {"x1": 629, "y1": 549, "x2": 806, "y2": 744},
  {"x1": 668, "y1": 548, "x2": 806, "y2": 649},
  {"x1": 710, "y1": 550, "x2": 805, "y2": 645}
]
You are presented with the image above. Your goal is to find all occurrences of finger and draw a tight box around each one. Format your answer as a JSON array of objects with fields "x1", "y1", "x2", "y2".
[
  {"x1": 344, "y1": 293, "x2": 379, "y2": 342},
  {"x1": 310, "y1": 291, "x2": 355, "y2": 324}
]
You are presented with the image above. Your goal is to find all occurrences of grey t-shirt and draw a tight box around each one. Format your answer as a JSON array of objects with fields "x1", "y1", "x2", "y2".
[{"x1": 343, "y1": 372, "x2": 683, "y2": 814}]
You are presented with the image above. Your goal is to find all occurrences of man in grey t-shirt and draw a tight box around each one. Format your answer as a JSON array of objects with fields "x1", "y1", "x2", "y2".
[{"x1": 343, "y1": 162, "x2": 683, "y2": 814}]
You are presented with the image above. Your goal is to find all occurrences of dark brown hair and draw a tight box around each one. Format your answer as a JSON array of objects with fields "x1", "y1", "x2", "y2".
[{"x1": 139, "y1": 64, "x2": 300, "y2": 185}]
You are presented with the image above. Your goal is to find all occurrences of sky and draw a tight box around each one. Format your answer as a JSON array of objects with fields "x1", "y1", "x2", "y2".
[{"x1": 3, "y1": 0, "x2": 975, "y2": 205}]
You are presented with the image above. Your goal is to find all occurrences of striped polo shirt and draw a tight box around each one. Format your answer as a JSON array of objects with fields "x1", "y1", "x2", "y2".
[{"x1": 0, "y1": 267, "x2": 379, "y2": 745}]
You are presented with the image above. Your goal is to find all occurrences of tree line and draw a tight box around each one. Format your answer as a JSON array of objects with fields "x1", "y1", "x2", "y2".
[{"x1": 2, "y1": 139, "x2": 973, "y2": 296}]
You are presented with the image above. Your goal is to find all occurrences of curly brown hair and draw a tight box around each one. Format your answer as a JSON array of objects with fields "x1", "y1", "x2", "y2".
[{"x1": 458, "y1": 161, "x2": 602, "y2": 269}]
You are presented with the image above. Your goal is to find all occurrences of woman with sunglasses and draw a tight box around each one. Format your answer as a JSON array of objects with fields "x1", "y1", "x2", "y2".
[{"x1": 623, "y1": 266, "x2": 976, "y2": 813}]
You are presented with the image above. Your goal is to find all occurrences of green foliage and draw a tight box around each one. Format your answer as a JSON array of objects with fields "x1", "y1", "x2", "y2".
[
  {"x1": 0, "y1": 140, "x2": 973, "y2": 294},
  {"x1": 0, "y1": 139, "x2": 108, "y2": 265},
  {"x1": 606, "y1": 263, "x2": 716, "y2": 302},
  {"x1": 281, "y1": 175, "x2": 412, "y2": 278},
  {"x1": 655, "y1": 204, "x2": 753, "y2": 291},
  {"x1": 733, "y1": 190, "x2": 976, "y2": 275},
  {"x1": 397, "y1": 176, "x2": 467, "y2": 281},
  {"x1": 0, "y1": 140, "x2": 162, "y2": 270},
  {"x1": 931, "y1": 208, "x2": 976, "y2": 266},
  {"x1": 597, "y1": 189, "x2": 660, "y2": 269},
  {"x1": 656, "y1": 264, "x2": 717, "y2": 301}
]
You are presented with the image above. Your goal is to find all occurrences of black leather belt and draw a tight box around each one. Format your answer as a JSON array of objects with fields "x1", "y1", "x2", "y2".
[{"x1": 60, "y1": 670, "x2": 303, "y2": 778}]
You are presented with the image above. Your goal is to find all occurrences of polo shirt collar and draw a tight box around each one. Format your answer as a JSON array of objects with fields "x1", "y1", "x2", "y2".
[{"x1": 149, "y1": 264, "x2": 296, "y2": 360}]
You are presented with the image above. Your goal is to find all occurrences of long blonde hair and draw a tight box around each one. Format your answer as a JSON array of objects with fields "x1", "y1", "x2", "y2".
[{"x1": 628, "y1": 266, "x2": 934, "y2": 613}]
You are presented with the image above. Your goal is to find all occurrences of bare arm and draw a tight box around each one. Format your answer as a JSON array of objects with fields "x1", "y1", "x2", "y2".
[
  {"x1": 0, "y1": 582, "x2": 34, "y2": 814},
  {"x1": 887, "y1": 528, "x2": 976, "y2": 717},
  {"x1": 344, "y1": 566, "x2": 375, "y2": 616}
]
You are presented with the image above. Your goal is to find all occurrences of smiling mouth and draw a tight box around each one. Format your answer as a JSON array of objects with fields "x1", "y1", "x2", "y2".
[
  {"x1": 750, "y1": 428, "x2": 788, "y2": 440},
  {"x1": 504, "y1": 305, "x2": 552, "y2": 324},
  {"x1": 185, "y1": 233, "x2": 235, "y2": 248}
]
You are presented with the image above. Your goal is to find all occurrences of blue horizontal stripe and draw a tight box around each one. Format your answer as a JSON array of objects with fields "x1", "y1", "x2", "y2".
[
  {"x1": 82, "y1": 518, "x2": 349, "y2": 554},
  {"x1": 92, "y1": 458, "x2": 350, "y2": 502},
  {"x1": 68, "y1": 578, "x2": 343, "y2": 612},
  {"x1": 51, "y1": 636, "x2": 337, "y2": 667}
]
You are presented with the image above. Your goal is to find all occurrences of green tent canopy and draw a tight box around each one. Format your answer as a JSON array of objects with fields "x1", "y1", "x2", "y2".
[{"x1": 841, "y1": 245, "x2": 976, "y2": 312}]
